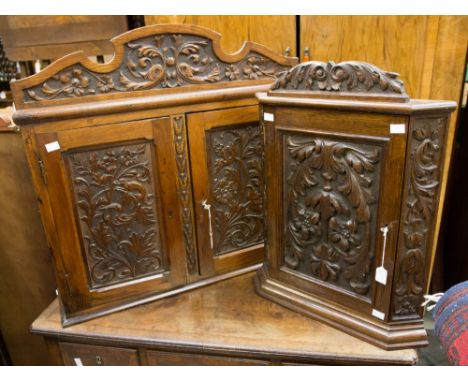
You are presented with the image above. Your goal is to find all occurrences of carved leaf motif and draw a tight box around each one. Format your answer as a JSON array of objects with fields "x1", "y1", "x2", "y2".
[
  {"x1": 171, "y1": 116, "x2": 198, "y2": 274},
  {"x1": 394, "y1": 118, "x2": 445, "y2": 316},
  {"x1": 272, "y1": 61, "x2": 409, "y2": 101},
  {"x1": 208, "y1": 124, "x2": 264, "y2": 256},
  {"x1": 24, "y1": 33, "x2": 290, "y2": 102},
  {"x1": 284, "y1": 135, "x2": 382, "y2": 296},
  {"x1": 68, "y1": 143, "x2": 165, "y2": 288}
]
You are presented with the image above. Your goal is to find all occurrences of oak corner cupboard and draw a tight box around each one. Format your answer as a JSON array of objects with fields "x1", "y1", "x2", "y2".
[
  {"x1": 254, "y1": 60, "x2": 456, "y2": 350},
  {"x1": 10, "y1": 24, "x2": 297, "y2": 326}
]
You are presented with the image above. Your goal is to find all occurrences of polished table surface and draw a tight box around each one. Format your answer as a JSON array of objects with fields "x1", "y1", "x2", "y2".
[{"x1": 32, "y1": 272, "x2": 418, "y2": 365}]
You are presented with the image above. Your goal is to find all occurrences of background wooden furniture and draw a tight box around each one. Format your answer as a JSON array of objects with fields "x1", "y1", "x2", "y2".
[
  {"x1": 0, "y1": 107, "x2": 56, "y2": 365},
  {"x1": 31, "y1": 272, "x2": 418, "y2": 366},
  {"x1": 255, "y1": 61, "x2": 456, "y2": 350},
  {"x1": 11, "y1": 24, "x2": 297, "y2": 327},
  {"x1": 0, "y1": 16, "x2": 128, "y2": 61},
  {"x1": 144, "y1": 16, "x2": 297, "y2": 57}
]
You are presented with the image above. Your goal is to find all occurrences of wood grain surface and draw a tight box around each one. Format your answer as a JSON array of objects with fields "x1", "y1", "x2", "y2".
[
  {"x1": 0, "y1": 129, "x2": 56, "y2": 365},
  {"x1": 144, "y1": 16, "x2": 297, "y2": 57},
  {"x1": 32, "y1": 272, "x2": 418, "y2": 365}
]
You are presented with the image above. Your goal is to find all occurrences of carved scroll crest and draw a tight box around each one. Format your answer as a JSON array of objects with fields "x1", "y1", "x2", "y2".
[
  {"x1": 271, "y1": 61, "x2": 409, "y2": 102},
  {"x1": 17, "y1": 26, "x2": 294, "y2": 104}
]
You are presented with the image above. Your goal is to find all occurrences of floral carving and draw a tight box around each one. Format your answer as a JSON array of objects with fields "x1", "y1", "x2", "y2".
[
  {"x1": 284, "y1": 135, "x2": 382, "y2": 296},
  {"x1": 68, "y1": 143, "x2": 165, "y2": 288},
  {"x1": 393, "y1": 118, "x2": 446, "y2": 316},
  {"x1": 171, "y1": 116, "x2": 198, "y2": 274},
  {"x1": 24, "y1": 33, "x2": 288, "y2": 102},
  {"x1": 271, "y1": 61, "x2": 409, "y2": 101},
  {"x1": 208, "y1": 124, "x2": 264, "y2": 256}
]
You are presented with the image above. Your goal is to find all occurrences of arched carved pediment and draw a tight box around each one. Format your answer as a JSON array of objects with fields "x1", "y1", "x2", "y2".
[
  {"x1": 270, "y1": 61, "x2": 409, "y2": 102},
  {"x1": 12, "y1": 24, "x2": 296, "y2": 107}
]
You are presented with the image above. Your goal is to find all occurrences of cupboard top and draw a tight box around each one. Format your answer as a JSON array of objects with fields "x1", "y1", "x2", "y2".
[
  {"x1": 257, "y1": 92, "x2": 457, "y2": 115},
  {"x1": 259, "y1": 60, "x2": 457, "y2": 115},
  {"x1": 11, "y1": 24, "x2": 297, "y2": 123}
]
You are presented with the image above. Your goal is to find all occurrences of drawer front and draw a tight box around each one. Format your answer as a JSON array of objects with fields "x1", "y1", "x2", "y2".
[
  {"x1": 59, "y1": 342, "x2": 139, "y2": 366},
  {"x1": 146, "y1": 350, "x2": 269, "y2": 366}
]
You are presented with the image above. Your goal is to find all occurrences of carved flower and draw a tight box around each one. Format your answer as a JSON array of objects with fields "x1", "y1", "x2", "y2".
[
  {"x1": 395, "y1": 295, "x2": 421, "y2": 315},
  {"x1": 225, "y1": 64, "x2": 240, "y2": 80},
  {"x1": 329, "y1": 217, "x2": 360, "y2": 252},
  {"x1": 242, "y1": 57, "x2": 266, "y2": 80},
  {"x1": 166, "y1": 56, "x2": 176, "y2": 66},
  {"x1": 97, "y1": 75, "x2": 115, "y2": 93},
  {"x1": 214, "y1": 178, "x2": 239, "y2": 205},
  {"x1": 58, "y1": 69, "x2": 91, "y2": 96},
  {"x1": 310, "y1": 243, "x2": 340, "y2": 281},
  {"x1": 291, "y1": 207, "x2": 320, "y2": 240}
]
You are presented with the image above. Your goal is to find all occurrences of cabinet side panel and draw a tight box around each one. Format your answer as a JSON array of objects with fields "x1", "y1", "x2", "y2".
[{"x1": 391, "y1": 116, "x2": 448, "y2": 319}]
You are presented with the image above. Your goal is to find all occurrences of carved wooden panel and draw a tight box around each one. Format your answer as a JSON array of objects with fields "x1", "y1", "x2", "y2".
[
  {"x1": 23, "y1": 33, "x2": 290, "y2": 103},
  {"x1": 283, "y1": 133, "x2": 383, "y2": 297},
  {"x1": 206, "y1": 123, "x2": 264, "y2": 256},
  {"x1": 66, "y1": 142, "x2": 166, "y2": 289},
  {"x1": 271, "y1": 61, "x2": 409, "y2": 102},
  {"x1": 171, "y1": 115, "x2": 199, "y2": 274},
  {"x1": 392, "y1": 117, "x2": 447, "y2": 317}
]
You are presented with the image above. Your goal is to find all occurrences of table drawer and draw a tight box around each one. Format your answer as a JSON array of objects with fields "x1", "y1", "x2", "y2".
[
  {"x1": 59, "y1": 342, "x2": 139, "y2": 366},
  {"x1": 146, "y1": 350, "x2": 269, "y2": 365}
]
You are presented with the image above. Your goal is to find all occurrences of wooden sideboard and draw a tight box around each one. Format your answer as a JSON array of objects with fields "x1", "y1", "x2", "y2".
[{"x1": 31, "y1": 272, "x2": 418, "y2": 366}]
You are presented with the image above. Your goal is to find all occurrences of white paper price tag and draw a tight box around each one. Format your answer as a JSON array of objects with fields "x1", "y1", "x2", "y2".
[
  {"x1": 45, "y1": 141, "x2": 61, "y2": 153},
  {"x1": 375, "y1": 266, "x2": 388, "y2": 285},
  {"x1": 74, "y1": 357, "x2": 83, "y2": 366},
  {"x1": 372, "y1": 309, "x2": 385, "y2": 320},
  {"x1": 263, "y1": 112, "x2": 275, "y2": 122},
  {"x1": 390, "y1": 124, "x2": 406, "y2": 134}
]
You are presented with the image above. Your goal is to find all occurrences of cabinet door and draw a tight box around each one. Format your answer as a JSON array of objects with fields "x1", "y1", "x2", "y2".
[
  {"x1": 187, "y1": 106, "x2": 264, "y2": 276},
  {"x1": 265, "y1": 106, "x2": 408, "y2": 320},
  {"x1": 35, "y1": 118, "x2": 187, "y2": 322}
]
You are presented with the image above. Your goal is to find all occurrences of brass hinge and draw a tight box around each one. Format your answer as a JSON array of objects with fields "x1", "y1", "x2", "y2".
[{"x1": 37, "y1": 156, "x2": 48, "y2": 185}]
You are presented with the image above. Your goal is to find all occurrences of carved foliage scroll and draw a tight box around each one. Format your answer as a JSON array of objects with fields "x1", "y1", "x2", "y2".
[
  {"x1": 393, "y1": 117, "x2": 446, "y2": 316},
  {"x1": 283, "y1": 134, "x2": 383, "y2": 296},
  {"x1": 67, "y1": 142, "x2": 166, "y2": 288},
  {"x1": 171, "y1": 115, "x2": 198, "y2": 274},
  {"x1": 25, "y1": 34, "x2": 289, "y2": 102},
  {"x1": 271, "y1": 61, "x2": 409, "y2": 101},
  {"x1": 207, "y1": 124, "x2": 264, "y2": 256}
]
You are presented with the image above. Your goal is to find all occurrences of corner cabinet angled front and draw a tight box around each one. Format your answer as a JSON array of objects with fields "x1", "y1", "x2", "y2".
[{"x1": 254, "y1": 60, "x2": 456, "y2": 350}]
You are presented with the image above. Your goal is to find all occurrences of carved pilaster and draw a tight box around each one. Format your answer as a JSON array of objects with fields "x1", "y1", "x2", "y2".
[
  {"x1": 392, "y1": 117, "x2": 447, "y2": 317},
  {"x1": 171, "y1": 115, "x2": 199, "y2": 274}
]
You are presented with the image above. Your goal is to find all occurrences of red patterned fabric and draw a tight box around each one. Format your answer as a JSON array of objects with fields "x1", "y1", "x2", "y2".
[{"x1": 433, "y1": 282, "x2": 468, "y2": 366}]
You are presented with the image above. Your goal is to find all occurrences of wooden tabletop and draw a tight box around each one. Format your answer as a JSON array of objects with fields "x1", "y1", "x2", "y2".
[{"x1": 32, "y1": 272, "x2": 418, "y2": 365}]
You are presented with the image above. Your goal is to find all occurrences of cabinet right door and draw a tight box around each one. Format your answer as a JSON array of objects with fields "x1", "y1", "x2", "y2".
[
  {"x1": 187, "y1": 106, "x2": 265, "y2": 277},
  {"x1": 266, "y1": 106, "x2": 409, "y2": 320}
]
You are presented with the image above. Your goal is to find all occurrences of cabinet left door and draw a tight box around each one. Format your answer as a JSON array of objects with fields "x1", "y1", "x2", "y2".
[{"x1": 34, "y1": 118, "x2": 187, "y2": 324}]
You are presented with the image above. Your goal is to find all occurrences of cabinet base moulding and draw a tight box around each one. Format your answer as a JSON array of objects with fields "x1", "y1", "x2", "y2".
[{"x1": 254, "y1": 267, "x2": 428, "y2": 351}]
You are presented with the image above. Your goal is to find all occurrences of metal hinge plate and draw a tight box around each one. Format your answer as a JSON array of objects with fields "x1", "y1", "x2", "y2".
[{"x1": 37, "y1": 156, "x2": 47, "y2": 185}]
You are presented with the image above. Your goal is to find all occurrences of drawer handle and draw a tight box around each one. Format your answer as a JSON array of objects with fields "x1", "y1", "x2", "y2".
[
  {"x1": 201, "y1": 199, "x2": 214, "y2": 249},
  {"x1": 95, "y1": 355, "x2": 103, "y2": 365}
]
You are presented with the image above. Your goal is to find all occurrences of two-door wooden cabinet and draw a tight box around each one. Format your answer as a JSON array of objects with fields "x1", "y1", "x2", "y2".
[
  {"x1": 254, "y1": 61, "x2": 456, "y2": 350},
  {"x1": 11, "y1": 24, "x2": 297, "y2": 326}
]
